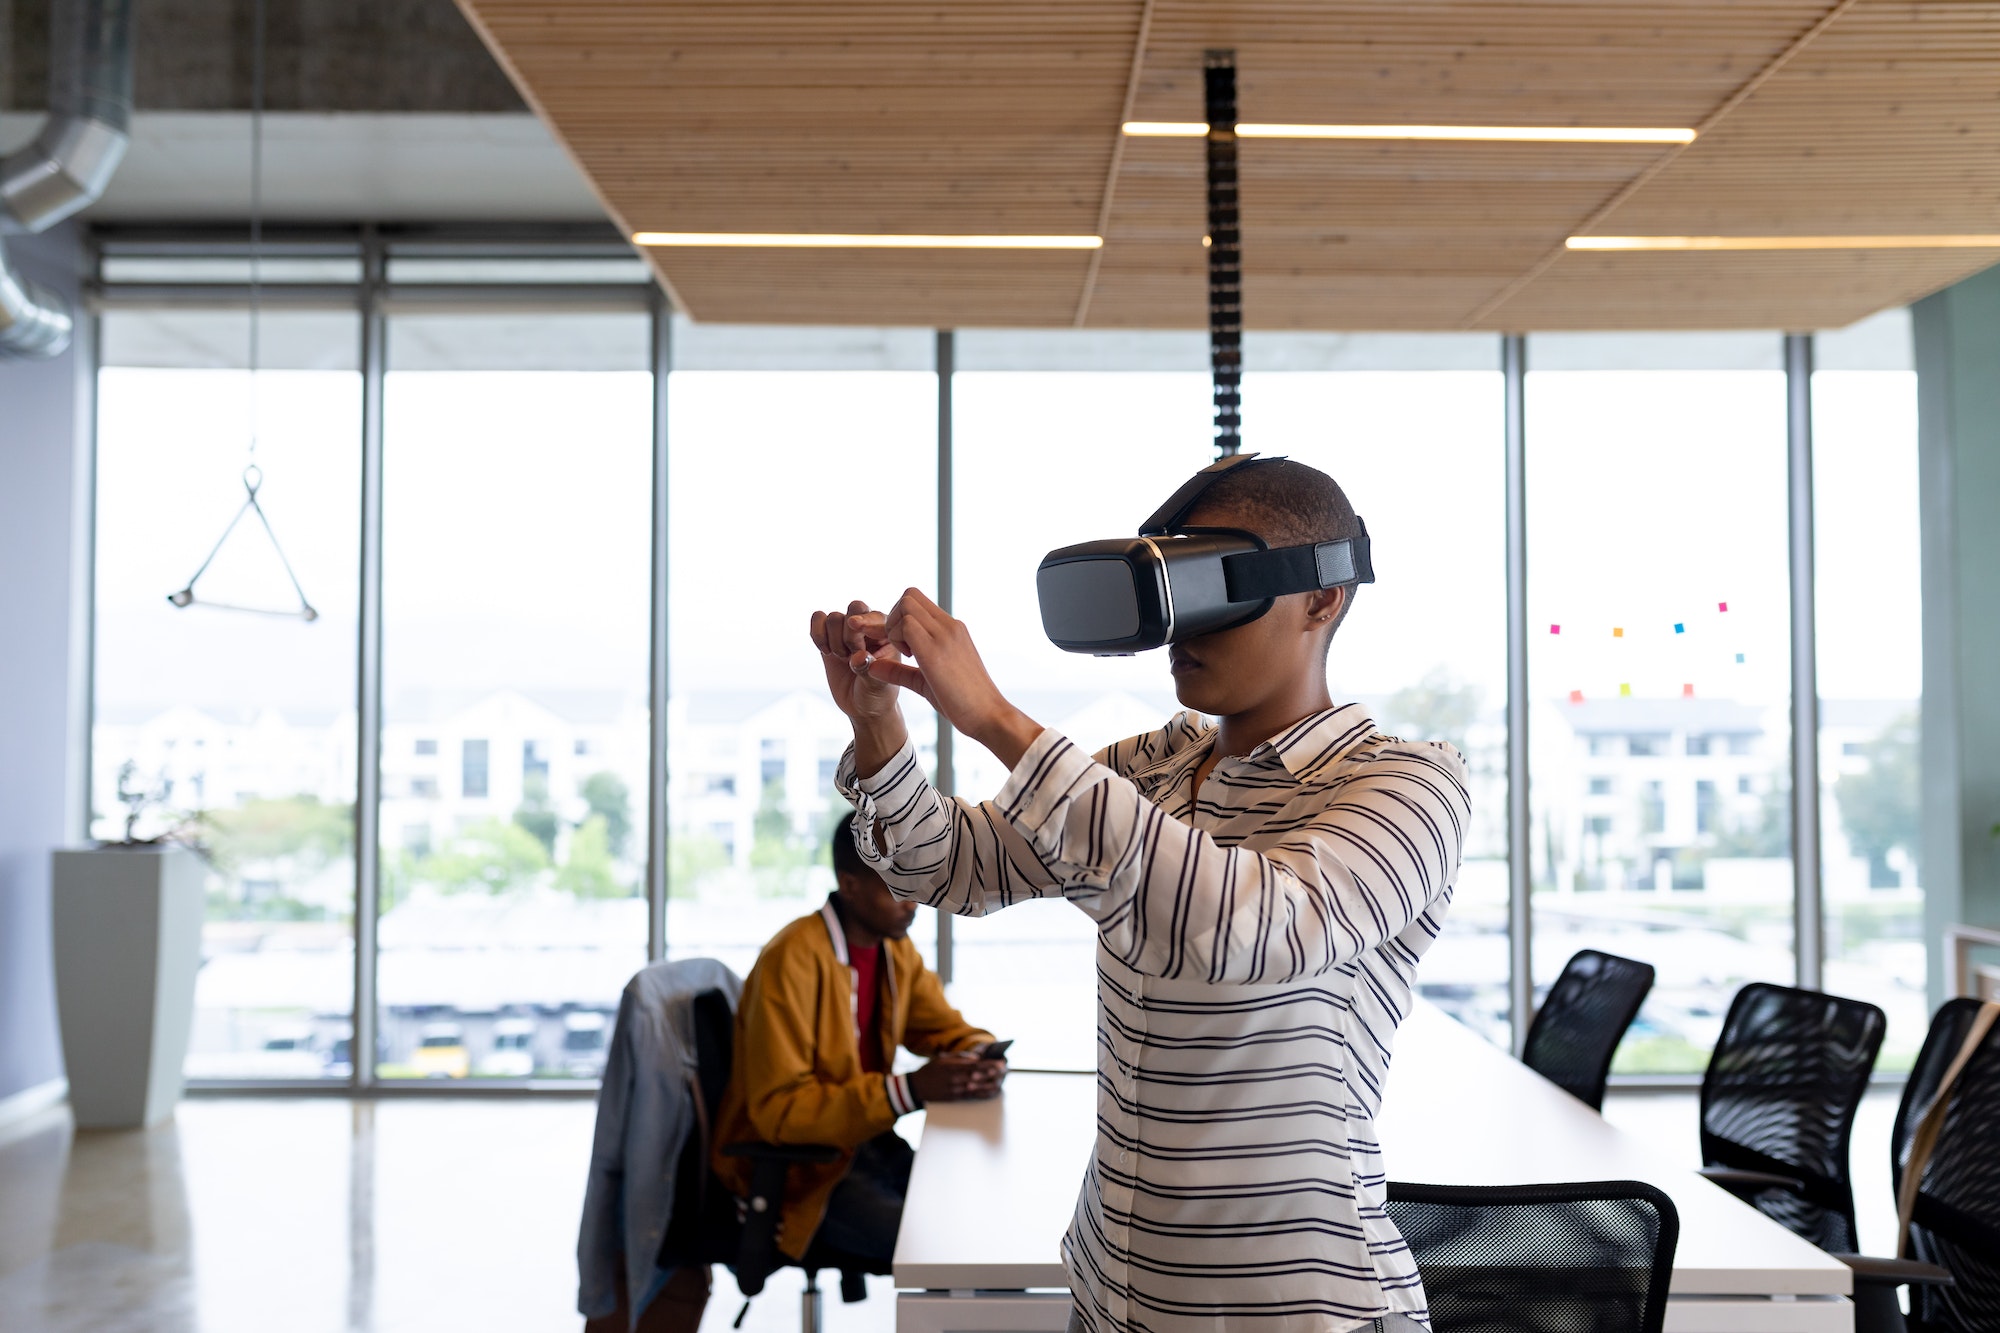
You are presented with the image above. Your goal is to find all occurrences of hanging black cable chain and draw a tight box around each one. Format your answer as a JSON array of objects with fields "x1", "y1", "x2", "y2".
[{"x1": 1204, "y1": 50, "x2": 1242, "y2": 457}]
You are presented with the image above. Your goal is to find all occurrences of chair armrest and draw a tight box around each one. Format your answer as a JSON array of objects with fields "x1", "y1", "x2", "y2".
[
  {"x1": 1832, "y1": 1254, "x2": 1956, "y2": 1289},
  {"x1": 1698, "y1": 1165, "x2": 1806, "y2": 1195},
  {"x1": 723, "y1": 1141, "x2": 841, "y2": 1165}
]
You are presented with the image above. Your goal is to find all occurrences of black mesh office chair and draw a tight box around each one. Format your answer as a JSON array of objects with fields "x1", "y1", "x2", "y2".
[
  {"x1": 1697, "y1": 982, "x2": 1885, "y2": 1253},
  {"x1": 1385, "y1": 1180, "x2": 1679, "y2": 1333},
  {"x1": 1834, "y1": 997, "x2": 1997, "y2": 1333},
  {"x1": 1521, "y1": 950, "x2": 1657, "y2": 1111},
  {"x1": 656, "y1": 988, "x2": 884, "y2": 1333}
]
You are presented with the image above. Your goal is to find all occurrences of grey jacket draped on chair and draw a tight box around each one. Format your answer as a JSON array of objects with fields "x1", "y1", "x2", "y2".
[{"x1": 577, "y1": 957, "x2": 743, "y2": 1326}]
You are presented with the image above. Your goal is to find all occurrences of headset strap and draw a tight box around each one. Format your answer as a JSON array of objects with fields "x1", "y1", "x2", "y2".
[
  {"x1": 1139, "y1": 452, "x2": 1276, "y2": 535},
  {"x1": 1223, "y1": 523, "x2": 1375, "y2": 599}
]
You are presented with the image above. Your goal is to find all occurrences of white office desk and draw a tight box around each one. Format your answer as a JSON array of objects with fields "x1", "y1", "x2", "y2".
[{"x1": 894, "y1": 1001, "x2": 1852, "y2": 1333}]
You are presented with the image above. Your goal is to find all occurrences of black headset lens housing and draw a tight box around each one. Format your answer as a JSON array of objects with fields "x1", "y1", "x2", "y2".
[{"x1": 1036, "y1": 454, "x2": 1375, "y2": 656}]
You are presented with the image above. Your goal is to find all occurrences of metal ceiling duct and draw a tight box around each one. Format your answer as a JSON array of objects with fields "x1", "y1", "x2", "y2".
[{"x1": 0, "y1": 0, "x2": 134, "y2": 359}]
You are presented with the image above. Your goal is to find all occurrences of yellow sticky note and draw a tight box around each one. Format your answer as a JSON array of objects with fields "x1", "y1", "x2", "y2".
[
  {"x1": 1612, "y1": 627, "x2": 1625, "y2": 638},
  {"x1": 1619, "y1": 682, "x2": 1632, "y2": 696}
]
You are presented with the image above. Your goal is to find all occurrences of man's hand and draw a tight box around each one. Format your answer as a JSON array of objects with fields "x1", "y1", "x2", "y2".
[
  {"x1": 877, "y1": 590, "x2": 1044, "y2": 769},
  {"x1": 810, "y1": 601, "x2": 910, "y2": 778},
  {"x1": 907, "y1": 1050, "x2": 1006, "y2": 1105}
]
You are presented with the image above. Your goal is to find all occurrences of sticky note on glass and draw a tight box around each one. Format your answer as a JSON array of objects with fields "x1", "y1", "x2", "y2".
[
  {"x1": 1550, "y1": 624, "x2": 1561, "y2": 635},
  {"x1": 1613, "y1": 627, "x2": 1625, "y2": 638},
  {"x1": 1674, "y1": 623, "x2": 1685, "y2": 634},
  {"x1": 1568, "y1": 689, "x2": 1584, "y2": 704},
  {"x1": 1735, "y1": 652, "x2": 1746, "y2": 663},
  {"x1": 1718, "y1": 601, "x2": 1729, "y2": 613},
  {"x1": 1619, "y1": 682, "x2": 1632, "y2": 697}
]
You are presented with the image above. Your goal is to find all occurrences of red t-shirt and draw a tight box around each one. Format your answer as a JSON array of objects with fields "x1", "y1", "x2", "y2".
[{"x1": 850, "y1": 944, "x2": 885, "y2": 1073}]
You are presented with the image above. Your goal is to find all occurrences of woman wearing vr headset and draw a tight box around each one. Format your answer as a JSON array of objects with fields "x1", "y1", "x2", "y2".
[{"x1": 811, "y1": 455, "x2": 1469, "y2": 1333}]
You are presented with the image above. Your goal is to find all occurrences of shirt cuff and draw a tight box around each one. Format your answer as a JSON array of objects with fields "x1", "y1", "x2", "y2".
[
  {"x1": 835, "y1": 739, "x2": 929, "y2": 862},
  {"x1": 887, "y1": 1072, "x2": 920, "y2": 1116},
  {"x1": 993, "y1": 727, "x2": 1099, "y2": 846}
]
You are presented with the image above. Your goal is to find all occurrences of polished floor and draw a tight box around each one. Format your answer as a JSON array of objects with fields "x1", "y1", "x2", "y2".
[{"x1": 0, "y1": 1090, "x2": 1903, "y2": 1333}]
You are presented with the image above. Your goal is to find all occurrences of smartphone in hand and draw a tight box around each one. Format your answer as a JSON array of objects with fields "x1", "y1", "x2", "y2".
[{"x1": 980, "y1": 1038, "x2": 1014, "y2": 1061}]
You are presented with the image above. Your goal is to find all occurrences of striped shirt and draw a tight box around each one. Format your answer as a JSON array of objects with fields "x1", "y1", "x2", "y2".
[{"x1": 837, "y1": 703, "x2": 1469, "y2": 1333}]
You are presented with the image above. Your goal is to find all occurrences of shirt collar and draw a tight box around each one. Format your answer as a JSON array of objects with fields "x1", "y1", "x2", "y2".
[
  {"x1": 819, "y1": 896, "x2": 850, "y2": 967},
  {"x1": 1244, "y1": 702, "x2": 1379, "y2": 781}
]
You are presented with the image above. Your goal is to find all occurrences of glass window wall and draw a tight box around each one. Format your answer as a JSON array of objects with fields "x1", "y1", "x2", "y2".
[
  {"x1": 86, "y1": 238, "x2": 1937, "y2": 1088},
  {"x1": 663, "y1": 323, "x2": 939, "y2": 980},
  {"x1": 1526, "y1": 334, "x2": 1795, "y2": 1074},
  {"x1": 94, "y1": 309, "x2": 361, "y2": 1080},
  {"x1": 377, "y1": 312, "x2": 653, "y2": 1081},
  {"x1": 1814, "y1": 310, "x2": 1925, "y2": 1069}
]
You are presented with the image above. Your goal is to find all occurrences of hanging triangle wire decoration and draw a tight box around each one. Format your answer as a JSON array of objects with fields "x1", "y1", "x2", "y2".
[
  {"x1": 168, "y1": 464, "x2": 319, "y2": 621},
  {"x1": 166, "y1": 0, "x2": 313, "y2": 625}
]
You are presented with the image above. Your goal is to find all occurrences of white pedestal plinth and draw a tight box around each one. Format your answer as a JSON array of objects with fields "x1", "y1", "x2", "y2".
[{"x1": 51, "y1": 846, "x2": 206, "y2": 1128}]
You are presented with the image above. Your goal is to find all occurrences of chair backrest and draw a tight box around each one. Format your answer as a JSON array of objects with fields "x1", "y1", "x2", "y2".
[
  {"x1": 657, "y1": 986, "x2": 742, "y2": 1271},
  {"x1": 1386, "y1": 1180, "x2": 1679, "y2": 1333},
  {"x1": 691, "y1": 986, "x2": 735, "y2": 1123},
  {"x1": 1521, "y1": 950, "x2": 1657, "y2": 1111},
  {"x1": 1699, "y1": 982, "x2": 1885, "y2": 1253},
  {"x1": 1892, "y1": 998, "x2": 2000, "y2": 1332}
]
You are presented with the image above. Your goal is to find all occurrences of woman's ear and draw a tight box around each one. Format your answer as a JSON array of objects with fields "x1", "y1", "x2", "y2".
[{"x1": 1303, "y1": 585, "x2": 1347, "y2": 629}]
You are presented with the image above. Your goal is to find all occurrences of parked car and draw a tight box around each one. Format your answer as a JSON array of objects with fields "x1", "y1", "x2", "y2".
[
  {"x1": 184, "y1": 1022, "x2": 325, "y2": 1080},
  {"x1": 560, "y1": 1011, "x2": 608, "y2": 1078},
  {"x1": 410, "y1": 1022, "x2": 470, "y2": 1079},
  {"x1": 477, "y1": 1018, "x2": 538, "y2": 1078}
]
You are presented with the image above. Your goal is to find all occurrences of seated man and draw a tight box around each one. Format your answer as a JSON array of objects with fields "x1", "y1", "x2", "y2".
[{"x1": 712, "y1": 812, "x2": 1006, "y2": 1269}]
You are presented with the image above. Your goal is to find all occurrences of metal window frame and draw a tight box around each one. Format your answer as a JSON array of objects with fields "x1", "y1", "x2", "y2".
[
  {"x1": 1785, "y1": 332, "x2": 1824, "y2": 992},
  {"x1": 1503, "y1": 333, "x2": 1533, "y2": 1055},
  {"x1": 353, "y1": 229, "x2": 387, "y2": 1091},
  {"x1": 647, "y1": 291, "x2": 672, "y2": 963}
]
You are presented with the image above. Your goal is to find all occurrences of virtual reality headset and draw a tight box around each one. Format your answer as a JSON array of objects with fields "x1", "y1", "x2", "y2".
[{"x1": 1036, "y1": 453, "x2": 1374, "y2": 655}]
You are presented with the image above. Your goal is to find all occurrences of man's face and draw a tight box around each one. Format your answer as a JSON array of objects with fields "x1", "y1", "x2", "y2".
[{"x1": 837, "y1": 869, "x2": 919, "y2": 940}]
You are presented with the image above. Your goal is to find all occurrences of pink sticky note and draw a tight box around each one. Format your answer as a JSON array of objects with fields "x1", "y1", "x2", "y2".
[
  {"x1": 1682, "y1": 683, "x2": 1695, "y2": 698},
  {"x1": 1718, "y1": 601, "x2": 1729, "y2": 613},
  {"x1": 1568, "y1": 690, "x2": 1584, "y2": 704},
  {"x1": 1550, "y1": 624, "x2": 1561, "y2": 635}
]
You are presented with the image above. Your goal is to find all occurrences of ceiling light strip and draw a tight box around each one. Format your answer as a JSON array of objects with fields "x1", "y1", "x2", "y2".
[
  {"x1": 1122, "y1": 121, "x2": 1695, "y2": 144},
  {"x1": 1570, "y1": 234, "x2": 2000, "y2": 251},
  {"x1": 630, "y1": 232, "x2": 1102, "y2": 250},
  {"x1": 1459, "y1": 0, "x2": 1863, "y2": 329}
]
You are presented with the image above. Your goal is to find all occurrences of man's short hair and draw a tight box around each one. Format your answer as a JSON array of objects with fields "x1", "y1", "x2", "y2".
[
  {"x1": 1185, "y1": 457, "x2": 1363, "y2": 634},
  {"x1": 831, "y1": 809, "x2": 866, "y2": 882}
]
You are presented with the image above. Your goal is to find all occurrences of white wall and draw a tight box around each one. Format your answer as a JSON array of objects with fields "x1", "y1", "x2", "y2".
[{"x1": 0, "y1": 223, "x2": 91, "y2": 1102}]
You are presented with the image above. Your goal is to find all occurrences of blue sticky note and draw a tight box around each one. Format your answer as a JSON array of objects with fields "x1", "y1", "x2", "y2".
[
  {"x1": 1674, "y1": 623, "x2": 1685, "y2": 634},
  {"x1": 1735, "y1": 652, "x2": 1746, "y2": 663}
]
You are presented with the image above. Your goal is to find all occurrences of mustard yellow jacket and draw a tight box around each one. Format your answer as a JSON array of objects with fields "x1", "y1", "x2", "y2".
[{"x1": 712, "y1": 898, "x2": 991, "y2": 1258}]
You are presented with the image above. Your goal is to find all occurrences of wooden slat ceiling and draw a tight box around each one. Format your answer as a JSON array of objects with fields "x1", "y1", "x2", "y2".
[{"x1": 457, "y1": 0, "x2": 2000, "y2": 330}]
